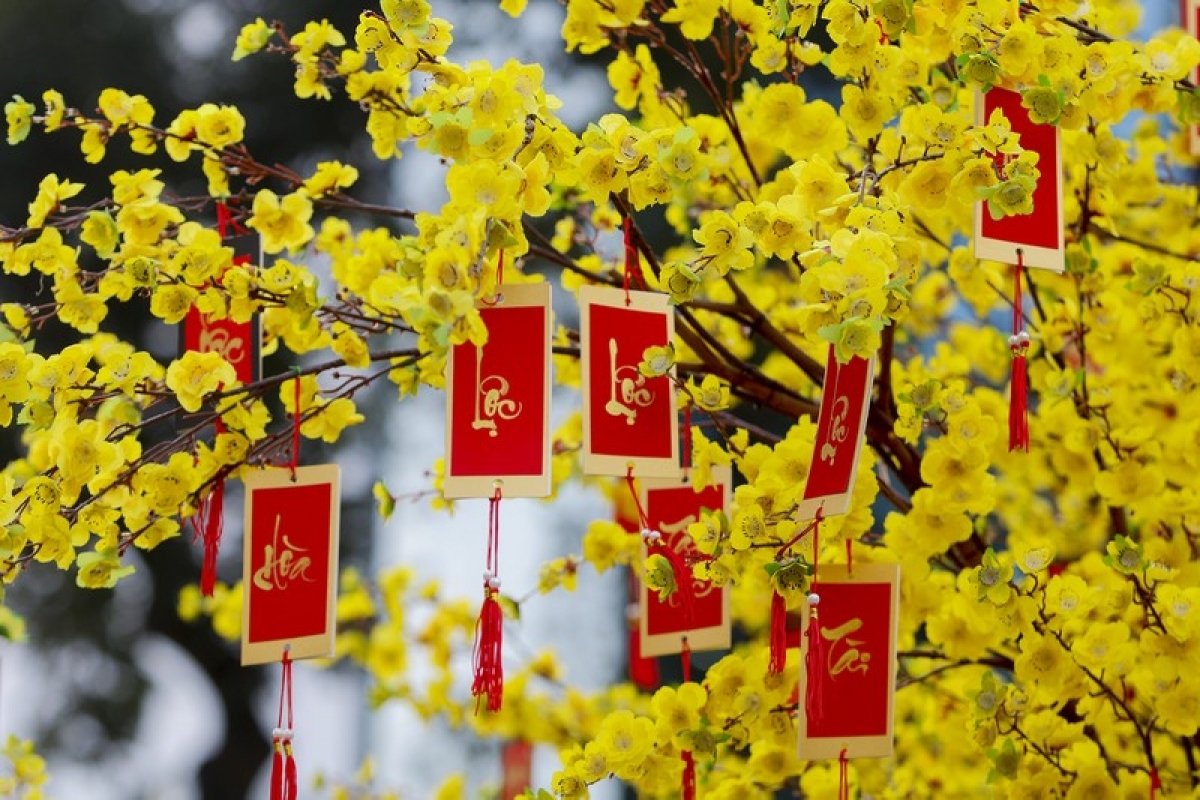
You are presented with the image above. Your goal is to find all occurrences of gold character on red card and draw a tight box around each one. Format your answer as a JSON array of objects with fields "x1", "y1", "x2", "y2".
[
  {"x1": 605, "y1": 338, "x2": 654, "y2": 425},
  {"x1": 823, "y1": 617, "x2": 872, "y2": 677},
  {"x1": 253, "y1": 514, "x2": 316, "y2": 592},
  {"x1": 819, "y1": 396, "x2": 851, "y2": 465},
  {"x1": 197, "y1": 322, "x2": 246, "y2": 367},
  {"x1": 471, "y1": 343, "x2": 522, "y2": 437}
]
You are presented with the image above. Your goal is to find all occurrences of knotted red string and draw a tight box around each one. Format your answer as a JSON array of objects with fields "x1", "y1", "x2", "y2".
[
  {"x1": 804, "y1": 511, "x2": 826, "y2": 728},
  {"x1": 625, "y1": 468, "x2": 695, "y2": 630},
  {"x1": 1008, "y1": 251, "x2": 1030, "y2": 452},
  {"x1": 472, "y1": 486, "x2": 504, "y2": 713},
  {"x1": 270, "y1": 650, "x2": 297, "y2": 800}
]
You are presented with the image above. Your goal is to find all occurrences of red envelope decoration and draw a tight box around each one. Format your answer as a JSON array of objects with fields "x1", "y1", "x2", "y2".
[
  {"x1": 181, "y1": 232, "x2": 262, "y2": 385},
  {"x1": 973, "y1": 87, "x2": 1064, "y2": 272},
  {"x1": 445, "y1": 283, "x2": 552, "y2": 498},
  {"x1": 242, "y1": 465, "x2": 341, "y2": 665},
  {"x1": 638, "y1": 466, "x2": 732, "y2": 657},
  {"x1": 580, "y1": 286, "x2": 678, "y2": 478},
  {"x1": 798, "y1": 563, "x2": 900, "y2": 760},
  {"x1": 796, "y1": 347, "x2": 874, "y2": 521}
]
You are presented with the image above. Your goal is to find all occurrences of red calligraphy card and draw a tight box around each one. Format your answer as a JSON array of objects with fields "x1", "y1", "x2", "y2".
[
  {"x1": 1190, "y1": 2, "x2": 1200, "y2": 156},
  {"x1": 444, "y1": 283, "x2": 552, "y2": 498},
  {"x1": 973, "y1": 87, "x2": 1064, "y2": 272},
  {"x1": 796, "y1": 347, "x2": 874, "y2": 521},
  {"x1": 798, "y1": 563, "x2": 900, "y2": 760},
  {"x1": 241, "y1": 464, "x2": 340, "y2": 665},
  {"x1": 181, "y1": 233, "x2": 262, "y2": 385},
  {"x1": 638, "y1": 466, "x2": 732, "y2": 657},
  {"x1": 580, "y1": 286, "x2": 678, "y2": 478}
]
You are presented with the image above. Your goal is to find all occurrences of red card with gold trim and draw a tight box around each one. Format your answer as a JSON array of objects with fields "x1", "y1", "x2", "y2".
[
  {"x1": 638, "y1": 466, "x2": 731, "y2": 657},
  {"x1": 241, "y1": 465, "x2": 340, "y2": 665},
  {"x1": 1189, "y1": 1, "x2": 1200, "y2": 156},
  {"x1": 444, "y1": 283, "x2": 552, "y2": 498},
  {"x1": 181, "y1": 233, "x2": 262, "y2": 385},
  {"x1": 798, "y1": 563, "x2": 900, "y2": 760},
  {"x1": 796, "y1": 347, "x2": 874, "y2": 520},
  {"x1": 973, "y1": 87, "x2": 1064, "y2": 272},
  {"x1": 580, "y1": 286, "x2": 678, "y2": 477}
]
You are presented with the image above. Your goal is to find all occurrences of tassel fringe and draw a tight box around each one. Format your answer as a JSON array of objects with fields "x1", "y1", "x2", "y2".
[{"x1": 768, "y1": 591, "x2": 788, "y2": 676}]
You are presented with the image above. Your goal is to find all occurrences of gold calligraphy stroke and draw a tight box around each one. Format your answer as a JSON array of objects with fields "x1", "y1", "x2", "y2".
[
  {"x1": 605, "y1": 338, "x2": 654, "y2": 425},
  {"x1": 253, "y1": 514, "x2": 316, "y2": 591},
  {"x1": 820, "y1": 617, "x2": 871, "y2": 677},
  {"x1": 472, "y1": 343, "x2": 522, "y2": 437}
]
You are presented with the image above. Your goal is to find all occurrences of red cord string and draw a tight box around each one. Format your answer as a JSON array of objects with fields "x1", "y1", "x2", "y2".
[
  {"x1": 838, "y1": 749, "x2": 849, "y2": 800},
  {"x1": 289, "y1": 372, "x2": 301, "y2": 479},
  {"x1": 1009, "y1": 251, "x2": 1030, "y2": 452},
  {"x1": 846, "y1": 537, "x2": 854, "y2": 578},
  {"x1": 625, "y1": 466, "x2": 695, "y2": 630},
  {"x1": 271, "y1": 650, "x2": 296, "y2": 800},
  {"x1": 682, "y1": 405, "x2": 692, "y2": 472},
  {"x1": 623, "y1": 216, "x2": 636, "y2": 306}
]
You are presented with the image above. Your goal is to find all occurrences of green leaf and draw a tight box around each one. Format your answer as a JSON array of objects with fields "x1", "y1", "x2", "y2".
[{"x1": 468, "y1": 127, "x2": 493, "y2": 146}]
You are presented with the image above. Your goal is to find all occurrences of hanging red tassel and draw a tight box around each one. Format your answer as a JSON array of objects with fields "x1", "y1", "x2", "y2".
[
  {"x1": 768, "y1": 590, "x2": 788, "y2": 676},
  {"x1": 284, "y1": 738, "x2": 298, "y2": 800},
  {"x1": 1008, "y1": 252, "x2": 1030, "y2": 452},
  {"x1": 1150, "y1": 768, "x2": 1161, "y2": 799},
  {"x1": 195, "y1": 477, "x2": 224, "y2": 597},
  {"x1": 804, "y1": 513, "x2": 826, "y2": 727},
  {"x1": 644, "y1": 528, "x2": 695, "y2": 628},
  {"x1": 269, "y1": 732, "x2": 285, "y2": 800},
  {"x1": 472, "y1": 487, "x2": 505, "y2": 713},
  {"x1": 681, "y1": 750, "x2": 696, "y2": 800},
  {"x1": 838, "y1": 748, "x2": 849, "y2": 800},
  {"x1": 271, "y1": 650, "x2": 295, "y2": 800}
]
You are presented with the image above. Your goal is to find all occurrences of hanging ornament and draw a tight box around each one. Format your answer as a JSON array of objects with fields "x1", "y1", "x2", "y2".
[
  {"x1": 631, "y1": 467, "x2": 731, "y2": 659},
  {"x1": 184, "y1": 203, "x2": 262, "y2": 595},
  {"x1": 444, "y1": 270, "x2": 552, "y2": 499},
  {"x1": 797, "y1": 563, "x2": 900, "y2": 762},
  {"x1": 579, "y1": 247, "x2": 678, "y2": 477}
]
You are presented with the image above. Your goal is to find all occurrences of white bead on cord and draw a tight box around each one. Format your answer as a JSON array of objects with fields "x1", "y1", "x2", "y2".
[
  {"x1": 483, "y1": 571, "x2": 501, "y2": 590},
  {"x1": 641, "y1": 528, "x2": 662, "y2": 543},
  {"x1": 272, "y1": 728, "x2": 294, "y2": 740},
  {"x1": 807, "y1": 592, "x2": 821, "y2": 606},
  {"x1": 1008, "y1": 330, "x2": 1030, "y2": 349}
]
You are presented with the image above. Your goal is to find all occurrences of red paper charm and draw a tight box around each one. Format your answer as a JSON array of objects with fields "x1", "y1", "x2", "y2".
[
  {"x1": 973, "y1": 87, "x2": 1064, "y2": 272},
  {"x1": 637, "y1": 466, "x2": 732, "y2": 657},
  {"x1": 798, "y1": 563, "x2": 900, "y2": 760},
  {"x1": 241, "y1": 464, "x2": 341, "y2": 665},
  {"x1": 796, "y1": 347, "x2": 875, "y2": 521},
  {"x1": 181, "y1": 232, "x2": 263, "y2": 386},
  {"x1": 580, "y1": 286, "x2": 678, "y2": 478},
  {"x1": 445, "y1": 283, "x2": 552, "y2": 498}
]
